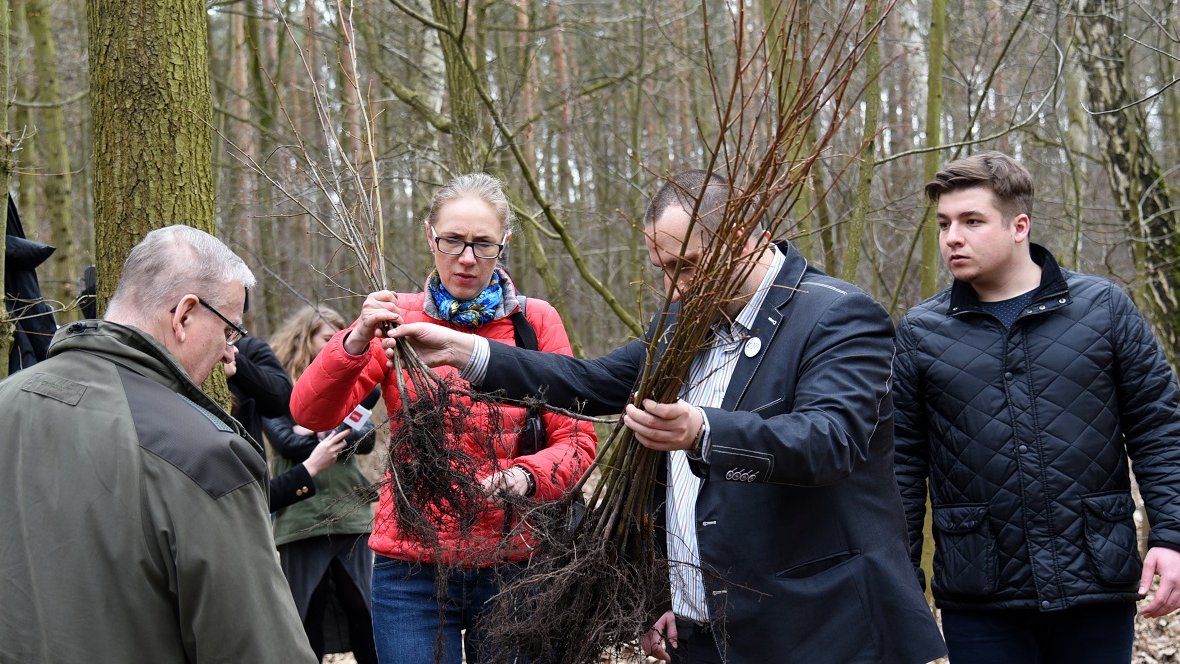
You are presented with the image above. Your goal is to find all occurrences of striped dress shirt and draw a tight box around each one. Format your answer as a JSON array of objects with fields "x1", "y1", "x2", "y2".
[{"x1": 668, "y1": 246, "x2": 784, "y2": 621}]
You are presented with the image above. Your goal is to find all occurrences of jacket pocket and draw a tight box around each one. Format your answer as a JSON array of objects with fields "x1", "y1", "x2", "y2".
[
  {"x1": 1081, "y1": 492, "x2": 1142, "y2": 586},
  {"x1": 769, "y1": 551, "x2": 878, "y2": 662},
  {"x1": 931, "y1": 503, "x2": 996, "y2": 596}
]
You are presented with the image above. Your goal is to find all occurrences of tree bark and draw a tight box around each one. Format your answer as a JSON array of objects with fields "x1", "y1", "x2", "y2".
[
  {"x1": 10, "y1": 0, "x2": 37, "y2": 239},
  {"x1": 840, "y1": 0, "x2": 881, "y2": 283},
  {"x1": 25, "y1": 0, "x2": 78, "y2": 312},
  {"x1": 1075, "y1": 0, "x2": 1180, "y2": 365},
  {"x1": 88, "y1": 0, "x2": 227, "y2": 403},
  {"x1": 430, "y1": 0, "x2": 484, "y2": 171},
  {"x1": 0, "y1": 0, "x2": 13, "y2": 380},
  {"x1": 919, "y1": 0, "x2": 947, "y2": 299}
]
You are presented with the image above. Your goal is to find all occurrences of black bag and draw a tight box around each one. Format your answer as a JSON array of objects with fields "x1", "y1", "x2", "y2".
[
  {"x1": 511, "y1": 297, "x2": 587, "y2": 530},
  {"x1": 511, "y1": 297, "x2": 546, "y2": 456}
]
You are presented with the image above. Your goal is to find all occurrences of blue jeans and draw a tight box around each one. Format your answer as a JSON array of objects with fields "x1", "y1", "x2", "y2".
[
  {"x1": 941, "y1": 603, "x2": 1135, "y2": 664},
  {"x1": 371, "y1": 556, "x2": 522, "y2": 664}
]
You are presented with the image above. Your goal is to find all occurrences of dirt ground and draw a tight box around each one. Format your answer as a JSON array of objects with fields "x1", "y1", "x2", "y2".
[{"x1": 321, "y1": 608, "x2": 1179, "y2": 663}]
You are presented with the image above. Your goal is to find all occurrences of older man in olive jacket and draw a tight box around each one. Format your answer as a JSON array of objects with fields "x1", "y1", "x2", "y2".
[{"x1": 0, "y1": 226, "x2": 315, "y2": 663}]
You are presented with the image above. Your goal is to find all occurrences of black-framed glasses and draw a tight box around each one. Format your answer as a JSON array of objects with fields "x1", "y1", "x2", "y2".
[
  {"x1": 430, "y1": 225, "x2": 506, "y2": 260},
  {"x1": 172, "y1": 296, "x2": 248, "y2": 346}
]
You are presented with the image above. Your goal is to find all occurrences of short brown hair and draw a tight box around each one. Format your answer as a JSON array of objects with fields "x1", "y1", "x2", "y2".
[
  {"x1": 925, "y1": 151, "x2": 1034, "y2": 221},
  {"x1": 645, "y1": 170, "x2": 730, "y2": 231}
]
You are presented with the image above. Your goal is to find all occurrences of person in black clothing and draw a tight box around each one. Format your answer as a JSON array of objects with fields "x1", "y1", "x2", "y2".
[
  {"x1": 893, "y1": 151, "x2": 1180, "y2": 664},
  {"x1": 266, "y1": 305, "x2": 379, "y2": 664},
  {"x1": 4, "y1": 196, "x2": 57, "y2": 374},
  {"x1": 227, "y1": 333, "x2": 348, "y2": 511}
]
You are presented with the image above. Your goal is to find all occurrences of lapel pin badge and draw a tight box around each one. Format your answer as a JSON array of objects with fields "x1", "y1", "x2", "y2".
[{"x1": 744, "y1": 337, "x2": 762, "y2": 358}]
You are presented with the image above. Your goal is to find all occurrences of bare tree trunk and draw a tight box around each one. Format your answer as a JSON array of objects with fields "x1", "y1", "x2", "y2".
[
  {"x1": 335, "y1": 0, "x2": 361, "y2": 164},
  {"x1": 1062, "y1": 55, "x2": 1089, "y2": 270},
  {"x1": 431, "y1": 0, "x2": 483, "y2": 171},
  {"x1": 89, "y1": 0, "x2": 216, "y2": 304},
  {"x1": 10, "y1": 0, "x2": 36, "y2": 238},
  {"x1": 1075, "y1": 1, "x2": 1180, "y2": 365},
  {"x1": 840, "y1": 0, "x2": 881, "y2": 283},
  {"x1": 763, "y1": 0, "x2": 815, "y2": 259},
  {"x1": 25, "y1": 0, "x2": 78, "y2": 313},
  {"x1": 247, "y1": 0, "x2": 283, "y2": 333},
  {"x1": 225, "y1": 8, "x2": 252, "y2": 242},
  {"x1": 547, "y1": 0, "x2": 574, "y2": 207},
  {"x1": 509, "y1": 0, "x2": 575, "y2": 351},
  {"x1": 920, "y1": 0, "x2": 948, "y2": 298},
  {"x1": 88, "y1": 0, "x2": 226, "y2": 403},
  {"x1": 914, "y1": 0, "x2": 948, "y2": 598},
  {"x1": 0, "y1": 0, "x2": 12, "y2": 380},
  {"x1": 918, "y1": 0, "x2": 946, "y2": 299}
]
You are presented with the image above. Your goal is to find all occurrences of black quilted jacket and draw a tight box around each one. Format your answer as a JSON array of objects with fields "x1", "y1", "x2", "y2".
[{"x1": 894, "y1": 245, "x2": 1180, "y2": 611}]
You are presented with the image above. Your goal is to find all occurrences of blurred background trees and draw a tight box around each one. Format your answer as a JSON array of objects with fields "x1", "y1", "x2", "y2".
[{"x1": 7, "y1": 0, "x2": 1180, "y2": 361}]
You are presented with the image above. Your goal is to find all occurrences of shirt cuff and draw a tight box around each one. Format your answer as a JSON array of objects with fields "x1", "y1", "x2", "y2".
[
  {"x1": 459, "y1": 335, "x2": 491, "y2": 384},
  {"x1": 686, "y1": 406, "x2": 711, "y2": 462}
]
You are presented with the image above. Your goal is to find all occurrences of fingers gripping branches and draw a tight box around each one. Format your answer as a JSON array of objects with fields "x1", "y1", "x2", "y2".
[
  {"x1": 223, "y1": 0, "x2": 888, "y2": 661},
  {"x1": 476, "y1": 1, "x2": 892, "y2": 661}
]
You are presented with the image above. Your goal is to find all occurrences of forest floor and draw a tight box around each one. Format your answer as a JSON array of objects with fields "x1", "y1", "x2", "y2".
[{"x1": 322, "y1": 608, "x2": 1179, "y2": 663}]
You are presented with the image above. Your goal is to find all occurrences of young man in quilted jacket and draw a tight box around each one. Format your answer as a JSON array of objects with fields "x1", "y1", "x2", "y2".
[{"x1": 893, "y1": 151, "x2": 1180, "y2": 663}]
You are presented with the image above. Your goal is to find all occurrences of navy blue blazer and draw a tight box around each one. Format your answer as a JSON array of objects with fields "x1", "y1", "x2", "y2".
[{"x1": 477, "y1": 242, "x2": 946, "y2": 663}]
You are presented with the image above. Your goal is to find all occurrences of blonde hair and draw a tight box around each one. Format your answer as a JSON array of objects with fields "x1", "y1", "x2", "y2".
[
  {"x1": 423, "y1": 173, "x2": 516, "y2": 236},
  {"x1": 270, "y1": 305, "x2": 347, "y2": 380}
]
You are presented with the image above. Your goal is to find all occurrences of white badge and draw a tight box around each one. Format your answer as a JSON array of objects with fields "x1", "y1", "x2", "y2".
[{"x1": 744, "y1": 337, "x2": 762, "y2": 357}]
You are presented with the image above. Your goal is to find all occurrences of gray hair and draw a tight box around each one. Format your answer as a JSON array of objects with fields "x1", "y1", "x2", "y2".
[
  {"x1": 423, "y1": 173, "x2": 516, "y2": 237},
  {"x1": 107, "y1": 225, "x2": 255, "y2": 316}
]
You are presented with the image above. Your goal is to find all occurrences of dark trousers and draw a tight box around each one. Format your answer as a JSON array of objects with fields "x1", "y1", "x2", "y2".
[
  {"x1": 306, "y1": 557, "x2": 378, "y2": 664},
  {"x1": 673, "y1": 619, "x2": 724, "y2": 664},
  {"x1": 941, "y1": 603, "x2": 1135, "y2": 664}
]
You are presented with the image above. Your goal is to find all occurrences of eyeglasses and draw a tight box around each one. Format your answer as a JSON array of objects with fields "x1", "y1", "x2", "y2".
[
  {"x1": 199, "y1": 298, "x2": 248, "y2": 345},
  {"x1": 172, "y1": 296, "x2": 248, "y2": 346},
  {"x1": 429, "y1": 225, "x2": 505, "y2": 260}
]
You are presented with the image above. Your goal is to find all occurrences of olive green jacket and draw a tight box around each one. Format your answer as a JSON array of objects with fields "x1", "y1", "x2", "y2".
[
  {"x1": 266, "y1": 414, "x2": 375, "y2": 546},
  {"x1": 0, "y1": 321, "x2": 316, "y2": 663}
]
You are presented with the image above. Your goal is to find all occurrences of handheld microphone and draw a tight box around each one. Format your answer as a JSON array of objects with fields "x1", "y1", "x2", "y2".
[{"x1": 332, "y1": 388, "x2": 382, "y2": 435}]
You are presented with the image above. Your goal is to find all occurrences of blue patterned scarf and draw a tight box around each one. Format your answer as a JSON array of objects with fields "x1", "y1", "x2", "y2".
[{"x1": 428, "y1": 270, "x2": 504, "y2": 329}]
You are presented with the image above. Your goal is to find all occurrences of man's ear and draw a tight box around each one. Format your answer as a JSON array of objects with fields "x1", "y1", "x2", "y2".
[
  {"x1": 1012, "y1": 213, "x2": 1032, "y2": 243},
  {"x1": 171, "y1": 294, "x2": 200, "y2": 343}
]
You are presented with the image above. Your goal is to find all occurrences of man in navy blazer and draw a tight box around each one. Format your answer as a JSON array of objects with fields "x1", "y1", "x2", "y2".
[{"x1": 382, "y1": 171, "x2": 946, "y2": 663}]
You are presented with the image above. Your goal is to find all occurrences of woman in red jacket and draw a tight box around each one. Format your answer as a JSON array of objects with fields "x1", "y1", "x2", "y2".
[{"x1": 289, "y1": 173, "x2": 597, "y2": 664}]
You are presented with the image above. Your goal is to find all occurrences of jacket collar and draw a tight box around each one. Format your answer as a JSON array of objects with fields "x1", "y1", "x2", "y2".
[
  {"x1": 49, "y1": 320, "x2": 257, "y2": 451},
  {"x1": 720, "y1": 241, "x2": 807, "y2": 409},
  {"x1": 947, "y1": 243, "x2": 1070, "y2": 318}
]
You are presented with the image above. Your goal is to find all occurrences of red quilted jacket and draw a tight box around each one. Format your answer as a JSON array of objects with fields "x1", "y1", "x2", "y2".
[{"x1": 290, "y1": 292, "x2": 597, "y2": 565}]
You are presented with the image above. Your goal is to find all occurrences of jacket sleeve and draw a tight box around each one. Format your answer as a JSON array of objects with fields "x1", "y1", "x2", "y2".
[
  {"x1": 892, "y1": 315, "x2": 932, "y2": 581},
  {"x1": 268, "y1": 463, "x2": 316, "y2": 512},
  {"x1": 1110, "y1": 285, "x2": 1180, "y2": 552},
  {"x1": 478, "y1": 337, "x2": 646, "y2": 416},
  {"x1": 145, "y1": 464, "x2": 317, "y2": 662},
  {"x1": 505, "y1": 300, "x2": 598, "y2": 501},
  {"x1": 290, "y1": 326, "x2": 388, "y2": 430},
  {"x1": 228, "y1": 336, "x2": 293, "y2": 418},
  {"x1": 695, "y1": 288, "x2": 896, "y2": 487},
  {"x1": 264, "y1": 414, "x2": 321, "y2": 462}
]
